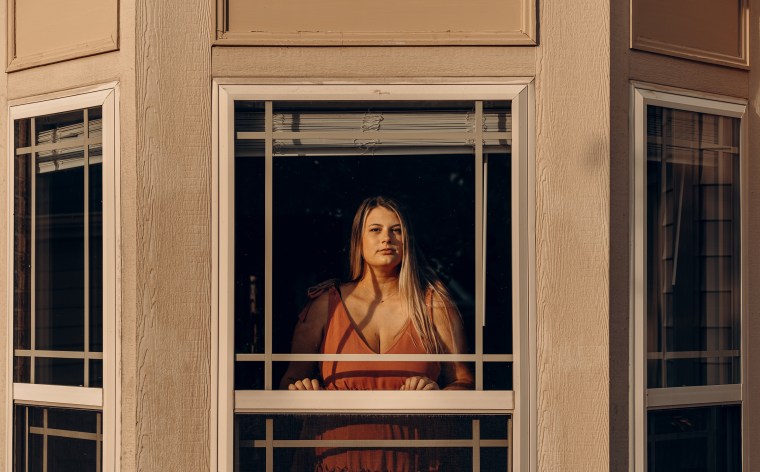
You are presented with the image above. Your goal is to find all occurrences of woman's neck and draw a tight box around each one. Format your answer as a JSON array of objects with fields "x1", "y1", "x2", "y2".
[{"x1": 356, "y1": 269, "x2": 400, "y2": 301}]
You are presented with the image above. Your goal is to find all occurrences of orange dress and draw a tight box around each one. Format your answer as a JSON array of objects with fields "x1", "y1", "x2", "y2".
[{"x1": 303, "y1": 286, "x2": 441, "y2": 472}]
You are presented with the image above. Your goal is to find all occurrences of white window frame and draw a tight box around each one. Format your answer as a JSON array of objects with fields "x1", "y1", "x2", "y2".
[
  {"x1": 211, "y1": 81, "x2": 536, "y2": 472},
  {"x1": 5, "y1": 84, "x2": 121, "y2": 472},
  {"x1": 630, "y1": 82, "x2": 748, "y2": 472}
]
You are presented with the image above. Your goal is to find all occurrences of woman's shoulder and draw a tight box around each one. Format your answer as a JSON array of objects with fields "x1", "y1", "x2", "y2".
[{"x1": 306, "y1": 278, "x2": 341, "y2": 300}]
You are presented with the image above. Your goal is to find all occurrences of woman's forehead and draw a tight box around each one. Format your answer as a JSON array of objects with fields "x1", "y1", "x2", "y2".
[{"x1": 364, "y1": 206, "x2": 401, "y2": 226}]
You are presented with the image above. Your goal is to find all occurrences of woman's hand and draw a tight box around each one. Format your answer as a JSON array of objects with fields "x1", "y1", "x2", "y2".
[
  {"x1": 288, "y1": 378, "x2": 321, "y2": 390},
  {"x1": 400, "y1": 376, "x2": 440, "y2": 390}
]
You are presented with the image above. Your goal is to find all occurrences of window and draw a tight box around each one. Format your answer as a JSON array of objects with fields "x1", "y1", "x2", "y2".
[
  {"x1": 632, "y1": 85, "x2": 745, "y2": 472},
  {"x1": 7, "y1": 88, "x2": 119, "y2": 472},
  {"x1": 214, "y1": 83, "x2": 534, "y2": 471}
]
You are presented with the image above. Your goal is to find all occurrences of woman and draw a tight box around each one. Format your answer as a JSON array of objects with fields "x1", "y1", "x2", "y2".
[{"x1": 280, "y1": 196, "x2": 473, "y2": 471}]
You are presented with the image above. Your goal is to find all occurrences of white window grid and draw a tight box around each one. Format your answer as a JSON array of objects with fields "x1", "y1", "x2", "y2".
[
  {"x1": 5, "y1": 85, "x2": 120, "y2": 472},
  {"x1": 631, "y1": 83, "x2": 748, "y2": 472},
  {"x1": 212, "y1": 82, "x2": 536, "y2": 472}
]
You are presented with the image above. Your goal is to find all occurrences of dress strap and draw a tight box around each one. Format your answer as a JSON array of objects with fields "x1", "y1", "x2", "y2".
[{"x1": 307, "y1": 278, "x2": 340, "y2": 299}]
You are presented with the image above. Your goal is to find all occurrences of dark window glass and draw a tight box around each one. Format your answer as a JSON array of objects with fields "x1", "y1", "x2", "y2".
[
  {"x1": 646, "y1": 106, "x2": 741, "y2": 388},
  {"x1": 13, "y1": 406, "x2": 101, "y2": 472},
  {"x1": 648, "y1": 405, "x2": 741, "y2": 472},
  {"x1": 235, "y1": 414, "x2": 510, "y2": 472}
]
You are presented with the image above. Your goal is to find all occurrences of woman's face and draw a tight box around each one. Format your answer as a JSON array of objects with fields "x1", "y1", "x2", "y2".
[{"x1": 361, "y1": 206, "x2": 404, "y2": 272}]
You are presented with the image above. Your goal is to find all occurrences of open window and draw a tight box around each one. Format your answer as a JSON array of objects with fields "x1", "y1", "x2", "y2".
[
  {"x1": 214, "y1": 83, "x2": 534, "y2": 471},
  {"x1": 6, "y1": 88, "x2": 119, "y2": 472},
  {"x1": 632, "y1": 85, "x2": 746, "y2": 472}
]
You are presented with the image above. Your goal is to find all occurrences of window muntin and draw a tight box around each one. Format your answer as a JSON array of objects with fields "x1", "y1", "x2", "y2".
[
  {"x1": 217, "y1": 84, "x2": 531, "y2": 471},
  {"x1": 8, "y1": 89, "x2": 117, "y2": 472},
  {"x1": 633, "y1": 86, "x2": 745, "y2": 472}
]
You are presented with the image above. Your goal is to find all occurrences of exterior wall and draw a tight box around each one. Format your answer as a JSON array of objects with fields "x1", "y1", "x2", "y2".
[
  {"x1": 747, "y1": 0, "x2": 760, "y2": 469},
  {"x1": 534, "y1": 1, "x2": 611, "y2": 470},
  {"x1": 133, "y1": 0, "x2": 212, "y2": 470},
  {"x1": 2, "y1": 0, "x2": 756, "y2": 471},
  {"x1": 0, "y1": 0, "x2": 7, "y2": 467}
]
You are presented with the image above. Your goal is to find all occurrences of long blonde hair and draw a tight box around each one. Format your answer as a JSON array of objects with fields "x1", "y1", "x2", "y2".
[{"x1": 348, "y1": 196, "x2": 455, "y2": 354}]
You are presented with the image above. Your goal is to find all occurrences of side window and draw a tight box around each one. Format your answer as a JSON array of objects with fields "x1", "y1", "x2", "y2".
[
  {"x1": 633, "y1": 87, "x2": 744, "y2": 472},
  {"x1": 216, "y1": 84, "x2": 533, "y2": 471},
  {"x1": 9, "y1": 90, "x2": 118, "y2": 472}
]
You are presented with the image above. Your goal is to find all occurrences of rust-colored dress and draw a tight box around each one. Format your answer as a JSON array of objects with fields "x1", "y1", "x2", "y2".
[{"x1": 303, "y1": 286, "x2": 441, "y2": 472}]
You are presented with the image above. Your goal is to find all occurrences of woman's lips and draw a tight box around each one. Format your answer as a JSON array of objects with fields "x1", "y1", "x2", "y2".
[{"x1": 377, "y1": 249, "x2": 396, "y2": 254}]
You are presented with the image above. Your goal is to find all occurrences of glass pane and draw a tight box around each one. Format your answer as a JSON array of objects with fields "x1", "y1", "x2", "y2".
[
  {"x1": 646, "y1": 106, "x2": 741, "y2": 388},
  {"x1": 484, "y1": 362, "x2": 513, "y2": 390},
  {"x1": 648, "y1": 405, "x2": 741, "y2": 472},
  {"x1": 13, "y1": 405, "x2": 101, "y2": 472},
  {"x1": 35, "y1": 150, "x2": 85, "y2": 352},
  {"x1": 235, "y1": 414, "x2": 510, "y2": 472},
  {"x1": 235, "y1": 154, "x2": 266, "y2": 356},
  {"x1": 14, "y1": 151, "x2": 32, "y2": 353},
  {"x1": 484, "y1": 152, "x2": 512, "y2": 355},
  {"x1": 89, "y1": 160, "x2": 103, "y2": 353},
  {"x1": 35, "y1": 357, "x2": 84, "y2": 386},
  {"x1": 36, "y1": 110, "x2": 85, "y2": 147},
  {"x1": 89, "y1": 359, "x2": 103, "y2": 388}
]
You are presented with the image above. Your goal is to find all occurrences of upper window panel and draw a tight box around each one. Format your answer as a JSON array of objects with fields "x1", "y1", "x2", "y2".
[
  {"x1": 631, "y1": 0, "x2": 749, "y2": 68},
  {"x1": 218, "y1": 0, "x2": 536, "y2": 45},
  {"x1": 7, "y1": 0, "x2": 118, "y2": 71}
]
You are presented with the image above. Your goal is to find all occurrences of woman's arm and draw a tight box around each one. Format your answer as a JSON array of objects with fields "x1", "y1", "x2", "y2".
[
  {"x1": 278, "y1": 292, "x2": 329, "y2": 390},
  {"x1": 431, "y1": 291, "x2": 475, "y2": 390}
]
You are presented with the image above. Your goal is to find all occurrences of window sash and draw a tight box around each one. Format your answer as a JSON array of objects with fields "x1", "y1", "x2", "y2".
[
  {"x1": 631, "y1": 84, "x2": 747, "y2": 472},
  {"x1": 6, "y1": 86, "x2": 119, "y2": 472}
]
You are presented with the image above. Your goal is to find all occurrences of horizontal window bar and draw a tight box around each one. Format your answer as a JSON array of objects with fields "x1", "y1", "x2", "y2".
[
  {"x1": 242, "y1": 439, "x2": 509, "y2": 448},
  {"x1": 15, "y1": 350, "x2": 103, "y2": 360},
  {"x1": 234, "y1": 390, "x2": 514, "y2": 413},
  {"x1": 235, "y1": 353, "x2": 513, "y2": 362},
  {"x1": 16, "y1": 137, "x2": 103, "y2": 155},
  {"x1": 14, "y1": 383, "x2": 102, "y2": 409},
  {"x1": 647, "y1": 384, "x2": 741, "y2": 409},
  {"x1": 29, "y1": 427, "x2": 101, "y2": 442},
  {"x1": 647, "y1": 350, "x2": 740, "y2": 360},
  {"x1": 237, "y1": 131, "x2": 511, "y2": 140}
]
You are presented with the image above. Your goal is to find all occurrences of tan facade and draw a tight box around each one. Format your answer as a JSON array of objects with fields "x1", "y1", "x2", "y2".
[{"x1": 0, "y1": 0, "x2": 757, "y2": 470}]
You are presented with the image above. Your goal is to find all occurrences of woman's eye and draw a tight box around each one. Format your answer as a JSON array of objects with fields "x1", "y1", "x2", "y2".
[{"x1": 393, "y1": 228, "x2": 402, "y2": 234}]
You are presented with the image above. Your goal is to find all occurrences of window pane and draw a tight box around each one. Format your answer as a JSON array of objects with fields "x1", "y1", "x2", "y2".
[
  {"x1": 648, "y1": 405, "x2": 741, "y2": 472},
  {"x1": 13, "y1": 405, "x2": 101, "y2": 472},
  {"x1": 646, "y1": 106, "x2": 740, "y2": 388},
  {"x1": 35, "y1": 158, "x2": 85, "y2": 351},
  {"x1": 233, "y1": 99, "x2": 516, "y2": 393},
  {"x1": 13, "y1": 108, "x2": 104, "y2": 386},
  {"x1": 235, "y1": 414, "x2": 510, "y2": 472}
]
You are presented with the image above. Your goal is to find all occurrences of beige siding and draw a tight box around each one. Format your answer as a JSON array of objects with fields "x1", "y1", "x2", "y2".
[
  {"x1": 0, "y1": 0, "x2": 7, "y2": 466},
  {"x1": 746, "y1": 0, "x2": 760, "y2": 469},
  {"x1": 609, "y1": 0, "x2": 631, "y2": 469},
  {"x1": 134, "y1": 0, "x2": 213, "y2": 469},
  {"x1": 212, "y1": 46, "x2": 536, "y2": 78},
  {"x1": 534, "y1": 0, "x2": 610, "y2": 470}
]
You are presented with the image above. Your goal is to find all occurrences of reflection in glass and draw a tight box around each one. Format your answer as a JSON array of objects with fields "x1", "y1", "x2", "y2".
[
  {"x1": 35, "y1": 157, "x2": 85, "y2": 352},
  {"x1": 646, "y1": 106, "x2": 741, "y2": 388},
  {"x1": 13, "y1": 107, "x2": 104, "y2": 387},
  {"x1": 648, "y1": 405, "x2": 740, "y2": 472},
  {"x1": 13, "y1": 405, "x2": 101, "y2": 472},
  {"x1": 235, "y1": 414, "x2": 510, "y2": 472}
]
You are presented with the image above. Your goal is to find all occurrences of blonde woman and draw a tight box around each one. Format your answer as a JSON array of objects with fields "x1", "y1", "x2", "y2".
[{"x1": 280, "y1": 196, "x2": 473, "y2": 471}]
